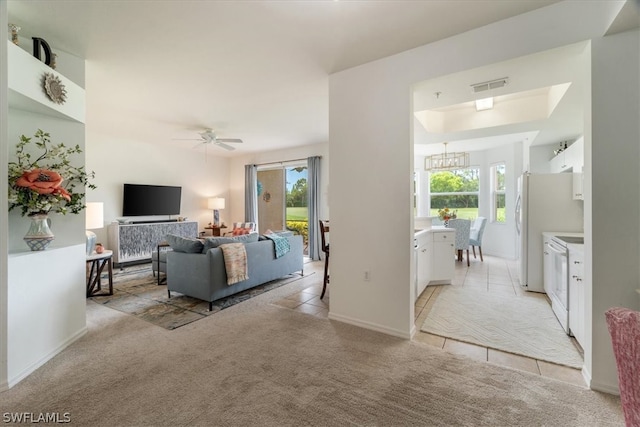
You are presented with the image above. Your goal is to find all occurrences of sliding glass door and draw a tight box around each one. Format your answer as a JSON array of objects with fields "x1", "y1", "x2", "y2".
[{"x1": 257, "y1": 163, "x2": 308, "y2": 253}]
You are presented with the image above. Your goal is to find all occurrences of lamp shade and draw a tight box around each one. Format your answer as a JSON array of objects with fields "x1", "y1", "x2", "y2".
[
  {"x1": 208, "y1": 197, "x2": 225, "y2": 210},
  {"x1": 85, "y1": 202, "x2": 104, "y2": 230}
]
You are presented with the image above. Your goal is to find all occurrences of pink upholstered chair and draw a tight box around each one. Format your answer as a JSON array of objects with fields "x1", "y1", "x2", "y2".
[{"x1": 605, "y1": 307, "x2": 640, "y2": 427}]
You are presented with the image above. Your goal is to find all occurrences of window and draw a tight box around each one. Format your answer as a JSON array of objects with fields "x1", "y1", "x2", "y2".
[
  {"x1": 429, "y1": 168, "x2": 480, "y2": 220},
  {"x1": 491, "y1": 163, "x2": 506, "y2": 223}
]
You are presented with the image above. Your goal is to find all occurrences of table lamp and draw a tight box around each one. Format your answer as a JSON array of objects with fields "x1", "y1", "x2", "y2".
[
  {"x1": 85, "y1": 202, "x2": 104, "y2": 255},
  {"x1": 207, "y1": 197, "x2": 225, "y2": 227}
]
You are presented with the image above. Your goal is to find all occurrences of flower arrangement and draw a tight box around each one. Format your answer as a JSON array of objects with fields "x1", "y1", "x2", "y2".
[
  {"x1": 8, "y1": 129, "x2": 96, "y2": 216},
  {"x1": 438, "y1": 207, "x2": 457, "y2": 221}
]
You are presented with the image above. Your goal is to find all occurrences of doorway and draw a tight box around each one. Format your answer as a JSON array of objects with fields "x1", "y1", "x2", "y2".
[{"x1": 257, "y1": 163, "x2": 309, "y2": 254}]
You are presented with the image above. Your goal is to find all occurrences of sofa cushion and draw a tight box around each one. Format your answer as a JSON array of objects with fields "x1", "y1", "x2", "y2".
[
  {"x1": 165, "y1": 234, "x2": 204, "y2": 253},
  {"x1": 202, "y1": 232, "x2": 259, "y2": 252},
  {"x1": 232, "y1": 227, "x2": 252, "y2": 236}
]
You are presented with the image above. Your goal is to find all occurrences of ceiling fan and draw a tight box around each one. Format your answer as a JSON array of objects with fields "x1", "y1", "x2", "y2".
[{"x1": 174, "y1": 129, "x2": 243, "y2": 151}]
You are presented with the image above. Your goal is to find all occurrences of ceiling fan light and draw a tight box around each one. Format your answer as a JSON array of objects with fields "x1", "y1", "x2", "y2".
[{"x1": 475, "y1": 97, "x2": 494, "y2": 111}]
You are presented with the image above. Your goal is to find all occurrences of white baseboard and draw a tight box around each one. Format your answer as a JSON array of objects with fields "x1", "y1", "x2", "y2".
[
  {"x1": 8, "y1": 326, "x2": 88, "y2": 389},
  {"x1": 328, "y1": 312, "x2": 412, "y2": 340},
  {"x1": 588, "y1": 379, "x2": 620, "y2": 395}
]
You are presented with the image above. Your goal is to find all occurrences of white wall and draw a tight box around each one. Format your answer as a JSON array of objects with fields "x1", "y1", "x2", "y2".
[
  {"x1": 530, "y1": 144, "x2": 555, "y2": 173},
  {"x1": 329, "y1": 0, "x2": 630, "y2": 388},
  {"x1": 228, "y1": 143, "x2": 329, "y2": 225},
  {"x1": 588, "y1": 28, "x2": 640, "y2": 393},
  {"x1": 1, "y1": 0, "x2": 11, "y2": 391},
  {"x1": 3, "y1": 11, "x2": 89, "y2": 390},
  {"x1": 85, "y1": 132, "x2": 230, "y2": 246},
  {"x1": 8, "y1": 244, "x2": 86, "y2": 387}
]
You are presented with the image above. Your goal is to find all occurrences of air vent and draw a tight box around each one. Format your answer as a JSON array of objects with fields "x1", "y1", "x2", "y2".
[{"x1": 471, "y1": 77, "x2": 509, "y2": 93}]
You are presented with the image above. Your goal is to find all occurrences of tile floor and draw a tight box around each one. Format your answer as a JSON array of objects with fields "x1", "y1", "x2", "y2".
[{"x1": 274, "y1": 255, "x2": 586, "y2": 388}]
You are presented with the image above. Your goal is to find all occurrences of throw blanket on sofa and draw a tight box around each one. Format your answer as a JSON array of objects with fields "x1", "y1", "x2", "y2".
[
  {"x1": 219, "y1": 243, "x2": 248, "y2": 285},
  {"x1": 265, "y1": 234, "x2": 291, "y2": 259}
]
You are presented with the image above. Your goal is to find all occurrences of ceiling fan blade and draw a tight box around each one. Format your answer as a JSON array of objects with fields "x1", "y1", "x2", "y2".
[
  {"x1": 215, "y1": 141, "x2": 236, "y2": 151},
  {"x1": 216, "y1": 138, "x2": 243, "y2": 144}
]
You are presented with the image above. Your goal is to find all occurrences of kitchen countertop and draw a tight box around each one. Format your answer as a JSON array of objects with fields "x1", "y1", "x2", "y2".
[
  {"x1": 543, "y1": 231, "x2": 584, "y2": 238},
  {"x1": 543, "y1": 231, "x2": 584, "y2": 246},
  {"x1": 415, "y1": 226, "x2": 454, "y2": 237}
]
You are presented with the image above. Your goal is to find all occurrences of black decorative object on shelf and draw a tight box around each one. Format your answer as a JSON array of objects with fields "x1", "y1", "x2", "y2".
[{"x1": 32, "y1": 37, "x2": 53, "y2": 66}]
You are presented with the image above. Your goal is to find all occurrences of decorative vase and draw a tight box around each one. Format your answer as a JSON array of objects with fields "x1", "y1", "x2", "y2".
[
  {"x1": 8, "y1": 23, "x2": 20, "y2": 45},
  {"x1": 23, "y1": 213, "x2": 54, "y2": 251}
]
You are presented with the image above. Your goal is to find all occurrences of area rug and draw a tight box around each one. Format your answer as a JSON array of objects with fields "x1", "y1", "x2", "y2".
[
  {"x1": 90, "y1": 264, "x2": 312, "y2": 330},
  {"x1": 420, "y1": 286, "x2": 584, "y2": 368}
]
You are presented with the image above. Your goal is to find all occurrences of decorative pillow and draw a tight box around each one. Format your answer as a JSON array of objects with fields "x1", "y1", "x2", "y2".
[
  {"x1": 232, "y1": 227, "x2": 252, "y2": 236},
  {"x1": 165, "y1": 234, "x2": 204, "y2": 253},
  {"x1": 202, "y1": 232, "x2": 259, "y2": 252}
]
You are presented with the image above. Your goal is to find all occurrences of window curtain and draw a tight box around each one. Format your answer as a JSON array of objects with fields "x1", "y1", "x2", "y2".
[
  {"x1": 244, "y1": 164, "x2": 258, "y2": 228},
  {"x1": 307, "y1": 156, "x2": 321, "y2": 260}
]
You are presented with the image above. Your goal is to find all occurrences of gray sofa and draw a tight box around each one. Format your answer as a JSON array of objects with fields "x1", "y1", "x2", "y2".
[{"x1": 166, "y1": 233, "x2": 304, "y2": 310}]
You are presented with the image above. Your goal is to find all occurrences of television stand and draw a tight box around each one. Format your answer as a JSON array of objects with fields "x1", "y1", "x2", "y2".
[
  {"x1": 108, "y1": 221, "x2": 197, "y2": 266},
  {"x1": 131, "y1": 219, "x2": 178, "y2": 224}
]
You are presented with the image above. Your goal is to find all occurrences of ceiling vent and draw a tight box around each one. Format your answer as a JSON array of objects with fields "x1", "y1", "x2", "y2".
[{"x1": 471, "y1": 77, "x2": 509, "y2": 93}]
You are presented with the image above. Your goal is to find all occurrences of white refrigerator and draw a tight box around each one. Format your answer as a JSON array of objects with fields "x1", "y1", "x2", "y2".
[{"x1": 516, "y1": 172, "x2": 583, "y2": 292}]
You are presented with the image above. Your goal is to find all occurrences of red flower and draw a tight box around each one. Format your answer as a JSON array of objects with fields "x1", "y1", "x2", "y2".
[{"x1": 15, "y1": 169, "x2": 64, "y2": 195}]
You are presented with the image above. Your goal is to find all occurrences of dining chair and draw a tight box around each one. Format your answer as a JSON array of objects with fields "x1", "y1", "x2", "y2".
[
  {"x1": 447, "y1": 218, "x2": 471, "y2": 267},
  {"x1": 319, "y1": 219, "x2": 330, "y2": 299},
  {"x1": 224, "y1": 222, "x2": 257, "y2": 236},
  {"x1": 605, "y1": 307, "x2": 640, "y2": 426},
  {"x1": 469, "y1": 217, "x2": 487, "y2": 262}
]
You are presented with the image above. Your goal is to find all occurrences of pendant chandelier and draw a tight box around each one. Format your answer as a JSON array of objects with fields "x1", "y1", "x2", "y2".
[{"x1": 424, "y1": 142, "x2": 470, "y2": 171}]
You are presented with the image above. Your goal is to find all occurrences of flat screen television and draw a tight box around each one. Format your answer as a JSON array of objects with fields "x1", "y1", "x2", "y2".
[{"x1": 122, "y1": 184, "x2": 182, "y2": 216}]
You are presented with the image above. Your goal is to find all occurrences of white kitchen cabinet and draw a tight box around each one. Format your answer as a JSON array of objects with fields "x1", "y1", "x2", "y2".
[
  {"x1": 549, "y1": 137, "x2": 584, "y2": 173},
  {"x1": 549, "y1": 149, "x2": 570, "y2": 173},
  {"x1": 415, "y1": 228, "x2": 455, "y2": 301},
  {"x1": 430, "y1": 229, "x2": 455, "y2": 283},
  {"x1": 568, "y1": 244, "x2": 585, "y2": 347},
  {"x1": 572, "y1": 172, "x2": 584, "y2": 200},
  {"x1": 564, "y1": 137, "x2": 584, "y2": 171},
  {"x1": 416, "y1": 231, "x2": 430, "y2": 297}
]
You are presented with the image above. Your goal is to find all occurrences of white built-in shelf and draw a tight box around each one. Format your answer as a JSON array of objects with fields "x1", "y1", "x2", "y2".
[{"x1": 7, "y1": 40, "x2": 85, "y2": 123}]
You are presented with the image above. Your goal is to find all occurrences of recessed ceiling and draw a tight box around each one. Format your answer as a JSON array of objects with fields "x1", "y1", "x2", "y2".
[
  {"x1": 414, "y1": 83, "x2": 571, "y2": 134},
  {"x1": 412, "y1": 41, "x2": 591, "y2": 152}
]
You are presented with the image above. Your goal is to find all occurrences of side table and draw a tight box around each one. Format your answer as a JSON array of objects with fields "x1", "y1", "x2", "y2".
[
  {"x1": 156, "y1": 242, "x2": 170, "y2": 286},
  {"x1": 204, "y1": 225, "x2": 227, "y2": 236},
  {"x1": 86, "y1": 250, "x2": 114, "y2": 297}
]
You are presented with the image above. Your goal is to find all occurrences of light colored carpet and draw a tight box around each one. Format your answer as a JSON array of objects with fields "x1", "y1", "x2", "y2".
[
  {"x1": 0, "y1": 262, "x2": 621, "y2": 426},
  {"x1": 421, "y1": 286, "x2": 584, "y2": 368}
]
